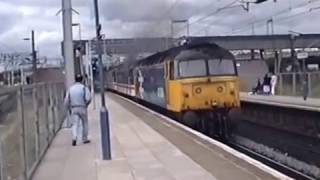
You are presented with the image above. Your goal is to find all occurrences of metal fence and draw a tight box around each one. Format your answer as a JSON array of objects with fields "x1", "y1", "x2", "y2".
[
  {"x1": 278, "y1": 72, "x2": 320, "y2": 98},
  {"x1": 0, "y1": 82, "x2": 65, "y2": 180}
]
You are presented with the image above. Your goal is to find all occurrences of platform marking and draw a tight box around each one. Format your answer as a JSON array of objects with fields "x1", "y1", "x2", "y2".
[{"x1": 113, "y1": 94, "x2": 294, "y2": 180}]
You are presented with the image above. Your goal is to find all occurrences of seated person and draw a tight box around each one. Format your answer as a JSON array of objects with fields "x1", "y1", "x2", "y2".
[{"x1": 252, "y1": 79, "x2": 262, "y2": 95}]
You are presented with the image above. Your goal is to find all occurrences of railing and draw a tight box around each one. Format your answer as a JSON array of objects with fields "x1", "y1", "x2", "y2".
[
  {"x1": 0, "y1": 82, "x2": 65, "y2": 180},
  {"x1": 277, "y1": 72, "x2": 320, "y2": 98}
]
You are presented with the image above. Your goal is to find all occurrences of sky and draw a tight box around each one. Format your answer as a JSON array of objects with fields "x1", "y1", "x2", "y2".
[{"x1": 1, "y1": 0, "x2": 320, "y2": 57}]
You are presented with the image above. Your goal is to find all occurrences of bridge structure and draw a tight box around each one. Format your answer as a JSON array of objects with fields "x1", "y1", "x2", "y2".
[{"x1": 73, "y1": 34, "x2": 320, "y2": 55}]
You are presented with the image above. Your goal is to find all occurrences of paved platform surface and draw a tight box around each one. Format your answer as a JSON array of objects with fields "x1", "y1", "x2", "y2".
[
  {"x1": 241, "y1": 92, "x2": 320, "y2": 111},
  {"x1": 32, "y1": 95, "x2": 215, "y2": 180},
  {"x1": 32, "y1": 94, "x2": 283, "y2": 180}
]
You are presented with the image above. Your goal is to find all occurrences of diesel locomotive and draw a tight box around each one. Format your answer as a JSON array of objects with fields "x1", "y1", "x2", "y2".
[{"x1": 106, "y1": 42, "x2": 240, "y2": 139}]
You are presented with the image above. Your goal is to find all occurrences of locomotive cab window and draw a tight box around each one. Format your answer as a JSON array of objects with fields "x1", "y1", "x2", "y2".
[
  {"x1": 178, "y1": 59, "x2": 207, "y2": 78},
  {"x1": 208, "y1": 59, "x2": 236, "y2": 75}
]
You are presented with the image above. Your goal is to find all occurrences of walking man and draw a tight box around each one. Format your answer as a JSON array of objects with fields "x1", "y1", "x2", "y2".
[{"x1": 64, "y1": 74, "x2": 92, "y2": 146}]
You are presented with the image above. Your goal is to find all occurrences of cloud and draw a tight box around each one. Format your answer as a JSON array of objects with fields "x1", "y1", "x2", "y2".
[
  {"x1": 0, "y1": 0, "x2": 320, "y2": 57},
  {"x1": 0, "y1": 2, "x2": 23, "y2": 35},
  {"x1": 99, "y1": 0, "x2": 205, "y2": 22},
  {"x1": 3, "y1": 0, "x2": 89, "y2": 7}
]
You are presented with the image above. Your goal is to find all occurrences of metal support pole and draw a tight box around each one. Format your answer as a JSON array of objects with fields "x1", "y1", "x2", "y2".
[
  {"x1": 93, "y1": 0, "x2": 111, "y2": 160},
  {"x1": 271, "y1": 20, "x2": 274, "y2": 35},
  {"x1": 279, "y1": 74, "x2": 283, "y2": 95},
  {"x1": 62, "y1": 0, "x2": 75, "y2": 88},
  {"x1": 187, "y1": 20, "x2": 190, "y2": 37},
  {"x1": 274, "y1": 50, "x2": 278, "y2": 74},
  {"x1": 278, "y1": 50, "x2": 282, "y2": 73},
  {"x1": 17, "y1": 87, "x2": 28, "y2": 180},
  {"x1": 31, "y1": 30, "x2": 37, "y2": 73},
  {"x1": 72, "y1": 23, "x2": 83, "y2": 75},
  {"x1": 7, "y1": 71, "x2": 10, "y2": 86},
  {"x1": 302, "y1": 59, "x2": 308, "y2": 100},
  {"x1": 78, "y1": 25, "x2": 82, "y2": 40},
  {"x1": 251, "y1": 23, "x2": 255, "y2": 35},
  {"x1": 11, "y1": 70, "x2": 14, "y2": 86},
  {"x1": 20, "y1": 67, "x2": 24, "y2": 85},
  {"x1": 293, "y1": 73, "x2": 296, "y2": 95},
  {"x1": 88, "y1": 40, "x2": 96, "y2": 109},
  {"x1": 171, "y1": 21, "x2": 174, "y2": 38},
  {"x1": 32, "y1": 87, "x2": 40, "y2": 159},
  {"x1": 0, "y1": 140, "x2": 5, "y2": 180},
  {"x1": 307, "y1": 73, "x2": 312, "y2": 97},
  {"x1": 289, "y1": 35, "x2": 300, "y2": 72},
  {"x1": 103, "y1": 39, "x2": 107, "y2": 65}
]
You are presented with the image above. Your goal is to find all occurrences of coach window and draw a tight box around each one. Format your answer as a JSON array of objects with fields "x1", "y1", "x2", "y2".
[
  {"x1": 112, "y1": 71, "x2": 116, "y2": 82},
  {"x1": 128, "y1": 69, "x2": 134, "y2": 84}
]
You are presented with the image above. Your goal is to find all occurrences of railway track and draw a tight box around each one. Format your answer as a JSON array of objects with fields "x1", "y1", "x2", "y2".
[
  {"x1": 229, "y1": 140, "x2": 317, "y2": 180},
  {"x1": 109, "y1": 91, "x2": 318, "y2": 180}
]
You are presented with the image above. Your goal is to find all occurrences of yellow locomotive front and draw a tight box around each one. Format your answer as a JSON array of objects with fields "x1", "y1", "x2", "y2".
[
  {"x1": 165, "y1": 48, "x2": 240, "y2": 138},
  {"x1": 166, "y1": 53, "x2": 240, "y2": 112}
]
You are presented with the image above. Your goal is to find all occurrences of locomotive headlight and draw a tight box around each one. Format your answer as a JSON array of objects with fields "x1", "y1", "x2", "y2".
[
  {"x1": 217, "y1": 86, "x2": 223, "y2": 93},
  {"x1": 195, "y1": 87, "x2": 202, "y2": 94},
  {"x1": 211, "y1": 101, "x2": 218, "y2": 107}
]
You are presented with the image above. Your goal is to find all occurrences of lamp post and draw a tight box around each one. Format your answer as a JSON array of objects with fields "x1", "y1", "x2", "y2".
[
  {"x1": 171, "y1": 19, "x2": 189, "y2": 38},
  {"x1": 93, "y1": 0, "x2": 111, "y2": 160},
  {"x1": 72, "y1": 23, "x2": 82, "y2": 40},
  {"x1": 23, "y1": 30, "x2": 37, "y2": 74},
  {"x1": 266, "y1": 18, "x2": 274, "y2": 35},
  {"x1": 289, "y1": 30, "x2": 302, "y2": 72},
  {"x1": 72, "y1": 23, "x2": 83, "y2": 75},
  {"x1": 62, "y1": 0, "x2": 75, "y2": 88}
]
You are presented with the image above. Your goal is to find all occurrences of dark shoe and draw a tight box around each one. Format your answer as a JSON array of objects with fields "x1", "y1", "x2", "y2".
[
  {"x1": 72, "y1": 140, "x2": 76, "y2": 146},
  {"x1": 83, "y1": 140, "x2": 91, "y2": 144}
]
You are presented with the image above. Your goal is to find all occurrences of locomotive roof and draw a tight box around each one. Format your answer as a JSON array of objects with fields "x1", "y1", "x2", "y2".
[
  {"x1": 108, "y1": 42, "x2": 234, "y2": 70},
  {"x1": 136, "y1": 42, "x2": 234, "y2": 66}
]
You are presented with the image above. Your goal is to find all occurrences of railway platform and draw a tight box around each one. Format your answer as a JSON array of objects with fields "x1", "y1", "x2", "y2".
[
  {"x1": 240, "y1": 92, "x2": 320, "y2": 111},
  {"x1": 31, "y1": 93, "x2": 291, "y2": 180}
]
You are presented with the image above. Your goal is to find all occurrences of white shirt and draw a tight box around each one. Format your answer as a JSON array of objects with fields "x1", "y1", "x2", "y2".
[
  {"x1": 271, "y1": 75, "x2": 277, "y2": 85},
  {"x1": 64, "y1": 82, "x2": 91, "y2": 108}
]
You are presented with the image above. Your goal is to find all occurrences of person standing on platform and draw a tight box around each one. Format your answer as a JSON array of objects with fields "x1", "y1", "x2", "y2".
[
  {"x1": 64, "y1": 74, "x2": 92, "y2": 146},
  {"x1": 270, "y1": 72, "x2": 278, "y2": 95},
  {"x1": 262, "y1": 73, "x2": 271, "y2": 95}
]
